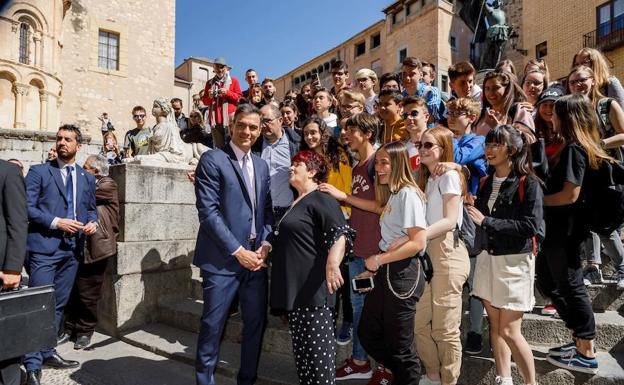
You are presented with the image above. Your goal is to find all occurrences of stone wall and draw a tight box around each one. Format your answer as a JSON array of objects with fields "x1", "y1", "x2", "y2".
[
  {"x1": 99, "y1": 163, "x2": 198, "y2": 334},
  {"x1": 0, "y1": 127, "x2": 101, "y2": 172},
  {"x1": 60, "y1": 0, "x2": 175, "y2": 140}
]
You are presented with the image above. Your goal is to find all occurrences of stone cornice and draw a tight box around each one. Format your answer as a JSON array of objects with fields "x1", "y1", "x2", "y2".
[
  {"x1": 0, "y1": 58, "x2": 64, "y2": 85},
  {"x1": 0, "y1": 128, "x2": 93, "y2": 144}
]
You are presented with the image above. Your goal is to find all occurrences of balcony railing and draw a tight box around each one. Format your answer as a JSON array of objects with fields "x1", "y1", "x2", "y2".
[{"x1": 584, "y1": 27, "x2": 624, "y2": 51}]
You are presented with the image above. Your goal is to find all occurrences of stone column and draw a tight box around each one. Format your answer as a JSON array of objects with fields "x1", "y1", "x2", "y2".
[
  {"x1": 39, "y1": 91, "x2": 48, "y2": 130},
  {"x1": 12, "y1": 83, "x2": 29, "y2": 129},
  {"x1": 34, "y1": 32, "x2": 42, "y2": 67}
]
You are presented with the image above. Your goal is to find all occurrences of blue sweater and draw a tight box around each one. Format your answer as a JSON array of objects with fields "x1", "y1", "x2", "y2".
[{"x1": 453, "y1": 133, "x2": 487, "y2": 195}]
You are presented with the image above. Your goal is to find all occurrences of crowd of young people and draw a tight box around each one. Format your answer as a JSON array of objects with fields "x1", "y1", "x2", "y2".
[{"x1": 184, "y1": 49, "x2": 624, "y2": 385}]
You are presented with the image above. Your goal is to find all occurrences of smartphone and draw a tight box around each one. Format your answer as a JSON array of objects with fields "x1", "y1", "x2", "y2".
[{"x1": 352, "y1": 277, "x2": 374, "y2": 292}]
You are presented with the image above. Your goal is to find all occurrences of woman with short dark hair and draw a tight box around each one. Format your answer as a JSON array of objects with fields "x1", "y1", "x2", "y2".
[{"x1": 270, "y1": 150, "x2": 354, "y2": 385}]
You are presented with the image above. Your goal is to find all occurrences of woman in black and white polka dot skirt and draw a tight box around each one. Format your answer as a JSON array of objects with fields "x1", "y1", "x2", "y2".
[{"x1": 270, "y1": 150, "x2": 354, "y2": 385}]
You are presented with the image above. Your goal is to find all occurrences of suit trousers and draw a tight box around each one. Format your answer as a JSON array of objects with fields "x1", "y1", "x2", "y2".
[
  {"x1": 0, "y1": 357, "x2": 20, "y2": 385},
  {"x1": 65, "y1": 257, "x2": 110, "y2": 337},
  {"x1": 195, "y1": 264, "x2": 267, "y2": 385},
  {"x1": 23, "y1": 249, "x2": 79, "y2": 371}
]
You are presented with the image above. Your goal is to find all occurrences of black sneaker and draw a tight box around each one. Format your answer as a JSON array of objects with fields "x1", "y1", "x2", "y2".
[
  {"x1": 583, "y1": 265, "x2": 604, "y2": 286},
  {"x1": 464, "y1": 331, "x2": 482, "y2": 355}
]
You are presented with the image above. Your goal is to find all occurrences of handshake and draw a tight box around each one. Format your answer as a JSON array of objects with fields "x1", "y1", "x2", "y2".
[
  {"x1": 234, "y1": 245, "x2": 270, "y2": 271},
  {"x1": 57, "y1": 218, "x2": 98, "y2": 236}
]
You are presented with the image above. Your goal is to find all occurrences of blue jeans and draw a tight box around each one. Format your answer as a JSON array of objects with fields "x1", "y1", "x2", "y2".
[
  {"x1": 349, "y1": 257, "x2": 369, "y2": 361},
  {"x1": 584, "y1": 226, "x2": 624, "y2": 276}
]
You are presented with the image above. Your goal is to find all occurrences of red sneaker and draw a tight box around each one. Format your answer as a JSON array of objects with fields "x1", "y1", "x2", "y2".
[
  {"x1": 541, "y1": 304, "x2": 557, "y2": 316},
  {"x1": 367, "y1": 366, "x2": 393, "y2": 385},
  {"x1": 336, "y1": 358, "x2": 372, "y2": 380}
]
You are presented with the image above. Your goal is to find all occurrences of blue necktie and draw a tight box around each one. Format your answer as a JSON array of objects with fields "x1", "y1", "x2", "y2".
[
  {"x1": 65, "y1": 165, "x2": 74, "y2": 220},
  {"x1": 241, "y1": 155, "x2": 256, "y2": 238}
]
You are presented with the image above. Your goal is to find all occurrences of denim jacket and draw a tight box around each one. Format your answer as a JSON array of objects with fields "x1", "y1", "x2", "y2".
[{"x1": 474, "y1": 172, "x2": 544, "y2": 255}]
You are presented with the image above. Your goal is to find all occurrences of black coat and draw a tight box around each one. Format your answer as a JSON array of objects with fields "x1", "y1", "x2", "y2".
[
  {"x1": 0, "y1": 160, "x2": 27, "y2": 273},
  {"x1": 474, "y1": 172, "x2": 544, "y2": 256}
]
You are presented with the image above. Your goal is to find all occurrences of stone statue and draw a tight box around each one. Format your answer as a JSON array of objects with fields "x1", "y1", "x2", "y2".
[
  {"x1": 479, "y1": 0, "x2": 509, "y2": 69},
  {"x1": 131, "y1": 97, "x2": 191, "y2": 165}
]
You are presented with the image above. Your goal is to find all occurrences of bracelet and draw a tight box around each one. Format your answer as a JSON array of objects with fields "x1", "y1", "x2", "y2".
[{"x1": 365, "y1": 254, "x2": 381, "y2": 274}]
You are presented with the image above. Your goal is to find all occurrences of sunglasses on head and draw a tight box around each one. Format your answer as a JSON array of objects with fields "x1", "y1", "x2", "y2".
[
  {"x1": 414, "y1": 141, "x2": 437, "y2": 150},
  {"x1": 402, "y1": 110, "x2": 420, "y2": 120}
]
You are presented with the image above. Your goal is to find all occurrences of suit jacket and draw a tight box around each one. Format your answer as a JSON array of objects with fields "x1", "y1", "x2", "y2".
[
  {"x1": 25, "y1": 160, "x2": 97, "y2": 256},
  {"x1": 193, "y1": 144, "x2": 273, "y2": 275},
  {"x1": 0, "y1": 160, "x2": 27, "y2": 272}
]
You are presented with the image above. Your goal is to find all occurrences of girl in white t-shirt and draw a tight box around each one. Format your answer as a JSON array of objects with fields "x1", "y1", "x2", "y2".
[
  {"x1": 416, "y1": 126, "x2": 470, "y2": 385},
  {"x1": 350, "y1": 141, "x2": 428, "y2": 385}
]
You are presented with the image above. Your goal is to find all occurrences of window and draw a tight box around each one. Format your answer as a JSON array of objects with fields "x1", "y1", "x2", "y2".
[
  {"x1": 324, "y1": 62, "x2": 330, "y2": 71},
  {"x1": 421, "y1": 0, "x2": 426, "y2": 7},
  {"x1": 399, "y1": 48, "x2": 408, "y2": 64},
  {"x1": 355, "y1": 41, "x2": 366, "y2": 57},
  {"x1": 19, "y1": 23, "x2": 30, "y2": 64},
  {"x1": 536, "y1": 41, "x2": 547, "y2": 59},
  {"x1": 597, "y1": 0, "x2": 624, "y2": 37},
  {"x1": 450, "y1": 36, "x2": 457, "y2": 50},
  {"x1": 294, "y1": 78, "x2": 300, "y2": 85},
  {"x1": 371, "y1": 33, "x2": 381, "y2": 49},
  {"x1": 98, "y1": 30, "x2": 119, "y2": 70},
  {"x1": 317, "y1": 65, "x2": 324, "y2": 73},
  {"x1": 441, "y1": 75, "x2": 449, "y2": 93},
  {"x1": 406, "y1": 2, "x2": 412, "y2": 16},
  {"x1": 392, "y1": 13, "x2": 397, "y2": 25}
]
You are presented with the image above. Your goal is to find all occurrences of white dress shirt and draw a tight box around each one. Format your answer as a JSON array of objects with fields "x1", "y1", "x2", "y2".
[{"x1": 50, "y1": 158, "x2": 77, "y2": 229}]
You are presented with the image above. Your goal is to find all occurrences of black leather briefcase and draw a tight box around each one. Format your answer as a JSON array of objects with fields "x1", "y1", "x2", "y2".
[{"x1": 0, "y1": 285, "x2": 56, "y2": 361}]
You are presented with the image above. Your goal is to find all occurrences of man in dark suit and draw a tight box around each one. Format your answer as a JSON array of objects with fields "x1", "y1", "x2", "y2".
[
  {"x1": 194, "y1": 103, "x2": 273, "y2": 385},
  {"x1": 0, "y1": 160, "x2": 28, "y2": 385},
  {"x1": 23, "y1": 124, "x2": 97, "y2": 385}
]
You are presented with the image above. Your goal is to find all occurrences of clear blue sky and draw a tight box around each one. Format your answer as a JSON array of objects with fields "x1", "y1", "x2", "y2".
[{"x1": 175, "y1": 0, "x2": 392, "y2": 81}]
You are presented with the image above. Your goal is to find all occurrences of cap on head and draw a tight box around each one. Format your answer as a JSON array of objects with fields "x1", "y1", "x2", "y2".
[{"x1": 537, "y1": 83, "x2": 564, "y2": 105}]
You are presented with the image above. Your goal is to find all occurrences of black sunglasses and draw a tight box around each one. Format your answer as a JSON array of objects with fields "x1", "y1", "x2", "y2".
[
  {"x1": 414, "y1": 141, "x2": 437, "y2": 150},
  {"x1": 402, "y1": 110, "x2": 420, "y2": 120}
]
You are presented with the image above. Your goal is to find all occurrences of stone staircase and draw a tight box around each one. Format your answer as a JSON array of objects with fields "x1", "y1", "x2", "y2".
[{"x1": 118, "y1": 266, "x2": 624, "y2": 385}]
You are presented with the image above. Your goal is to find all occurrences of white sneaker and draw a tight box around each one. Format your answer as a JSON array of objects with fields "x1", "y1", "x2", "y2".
[
  {"x1": 494, "y1": 376, "x2": 513, "y2": 385},
  {"x1": 419, "y1": 376, "x2": 442, "y2": 385}
]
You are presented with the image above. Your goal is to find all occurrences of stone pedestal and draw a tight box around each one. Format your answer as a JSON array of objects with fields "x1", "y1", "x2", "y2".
[{"x1": 99, "y1": 163, "x2": 198, "y2": 334}]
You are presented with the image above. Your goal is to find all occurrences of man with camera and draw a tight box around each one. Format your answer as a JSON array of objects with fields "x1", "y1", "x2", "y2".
[{"x1": 201, "y1": 57, "x2": 243, "y2": 149}]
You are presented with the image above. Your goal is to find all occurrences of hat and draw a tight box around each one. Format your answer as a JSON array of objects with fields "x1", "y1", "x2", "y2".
[
  {"x1": 537, "y1": 83, "x2": 564, "y2": 105},
  {"x1": 213, "y1": 57, "x2": 230, "y2": 68}
]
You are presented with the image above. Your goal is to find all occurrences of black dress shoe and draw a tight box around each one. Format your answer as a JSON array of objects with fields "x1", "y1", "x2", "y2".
[
  {"x1": 57, "y1": 331, "x2": 72, "y2": 345},
  {"x1": 26, "y1": 369, "x2": 41, "y2": 385},
  {"x1": 74, "y1": 335, "x2": 91, "y2": 350},
  {"x1": 42, "y1": 352, "x2": 80, "y2": 369}
]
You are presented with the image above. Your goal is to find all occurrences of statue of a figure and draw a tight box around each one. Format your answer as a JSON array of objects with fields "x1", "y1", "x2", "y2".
[
  {"x1": 479, "y1": 0, "x2": 509, "y2": 69},
  {"x1": 131, "y1": 97, "x2": 191, "y2": 165}
]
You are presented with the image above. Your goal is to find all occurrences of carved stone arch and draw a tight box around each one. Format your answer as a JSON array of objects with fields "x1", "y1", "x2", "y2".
[
  {"x1": 0, "y1": 66, "x2": 22, "y2": 83},
  {"x1": 27, "y1": 76, "x2": 46, "y2": 91},
  {"x1": 9, "y1": 2, "x2": 49, "y2": 33}
]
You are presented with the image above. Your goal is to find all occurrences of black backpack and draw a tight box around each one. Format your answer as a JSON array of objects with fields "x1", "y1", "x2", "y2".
[{"x1": 585, "y1": 160, "x2": 624, "y2": 236}]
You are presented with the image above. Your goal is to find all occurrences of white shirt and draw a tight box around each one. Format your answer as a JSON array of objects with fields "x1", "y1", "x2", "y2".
[
  {"x1": 50, "y1": 158, "x2": 77, "y2": 229},
  {"x1": 229, "y1": 142, "x2": 256, "y2": 239},
  {"x1": 425, "y1": 171, "x2": 463, "y2": 228}
]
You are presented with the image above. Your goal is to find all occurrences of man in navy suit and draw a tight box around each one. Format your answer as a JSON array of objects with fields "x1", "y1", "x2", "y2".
[
  {"x1": 23, "y1": 124, "x2": 97, "y2": 385},
  {"x1": 194, "y1": 103, "x2": 273, "y2": 385}
]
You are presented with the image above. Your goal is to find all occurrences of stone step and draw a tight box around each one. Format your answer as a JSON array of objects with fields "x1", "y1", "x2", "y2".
[
  {"x1": 158, "y1": 297, "x2": 295, "y2": 356},
  {"x1": 122, "y1": 323, "x2": 624, "y2": 385},
  {"x1": 534, "y1": 282, "x2": 624, "y2": 313},
  {"x1": 161, "y1": 296, "x2": 624, "y2": 354}
]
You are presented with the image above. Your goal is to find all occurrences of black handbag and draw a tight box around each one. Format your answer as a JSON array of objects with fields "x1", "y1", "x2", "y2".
[{"x1": 0, "y1": 285, "x2": 56, "y2": 361}]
